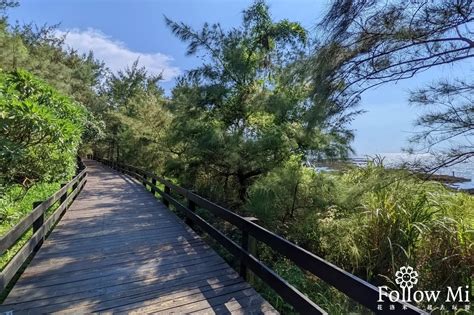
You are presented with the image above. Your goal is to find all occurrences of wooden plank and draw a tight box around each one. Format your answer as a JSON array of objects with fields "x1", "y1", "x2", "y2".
[
  {"x1": 21, "y1": 241, "x2": 210, "y2": 277},
  {"x1": 189, "y1": 294, "x2": 277, "y2": 315},
  {"x1": 117, "y1": 282, "x2": 255, "y2": 313},
  {"x1": 18, "y1": 244, "x2": 215, "y2": 281},
  {"x1": 35, "y1": 225, "x2": 198, "y2": 254},
  {"x1": 28, "y1": 238, "x2": 204, "y2": 270},
  {"x1": 14, "y1": 269, "x2": 242, "y2": 314},
  {"x1": 51, "y1": 218, "x2": 176, "y2": 232},
  {"x1": 6, "y1": 261, "x2": 231, "y2": 306},
  {"x1": 40, "y1": 226, "x2": 189, "y2": 249},
  {"x1": 1, "y1": 160, "x2": 277, "y2": 315},
  {"x1": 15, "y1": 250, "x2": 221, "y2": 288},
  {"x1": 152, "y1": 290, "x2": 267, "y2": 314},
  {"x1": 11, "y1": 250, "x2": 224, "y2": 292},
  {"x1": 45, "y1": 221, "x2": 181, "y2": 242},
  {"x1": 33, "y1": 235, "x2": 199, "y2": 261},
  {"x1": 4, "y1": 266, "x2": 238, "y2": 310}
]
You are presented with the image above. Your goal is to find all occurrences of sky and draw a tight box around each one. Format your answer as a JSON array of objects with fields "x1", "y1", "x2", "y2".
[{"x1": 7, "y1": 0, "x2": 471, "y2": 155}]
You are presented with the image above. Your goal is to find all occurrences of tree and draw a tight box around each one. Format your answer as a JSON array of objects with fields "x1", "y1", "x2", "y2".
[
  {"x1": 320, "y1": 0, "x2": 473, "y2": 95},
  {"x1": 409, "y1": 79, "x2": 474, "y2": 169},
  {"x1": 165, "y1": 0, "x2": 356, "y2": 206},
  {"x1": 93, "y1": 60, "x2": 170, "y2": 169},
  {"x1": 319, "y1": 0, "x2": 474, "y2": 166},
  {"x1": 105, "y1": 59, "x2": 163, "y2": 116},
  {"x1": 0, "y1": 0, "x2": 17, "y2": 17}
]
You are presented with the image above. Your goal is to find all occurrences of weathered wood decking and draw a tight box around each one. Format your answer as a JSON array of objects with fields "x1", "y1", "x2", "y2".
[{"x1": 1, "y1": 160, "x2": 277, "y2": 314}]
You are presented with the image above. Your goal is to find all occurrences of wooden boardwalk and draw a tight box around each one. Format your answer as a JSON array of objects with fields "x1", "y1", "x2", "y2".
[{"x1": 0, "y1": 160, "x2": 277, "y2": 314}]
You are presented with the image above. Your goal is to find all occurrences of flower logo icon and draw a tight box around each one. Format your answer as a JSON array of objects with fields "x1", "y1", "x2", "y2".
[{"x1": 395, "y1": 266, "x2": 418, "y2": 289}]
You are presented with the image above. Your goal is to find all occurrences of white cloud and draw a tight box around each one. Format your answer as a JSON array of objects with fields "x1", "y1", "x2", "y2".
[{"x1": 57, "y1": 28, "x2": 180, "y2": 81}]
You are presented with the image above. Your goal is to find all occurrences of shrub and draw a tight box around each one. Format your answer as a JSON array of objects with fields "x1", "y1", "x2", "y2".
[{"x1": 0, "y1": 69, "x2": 86, "y2": 193}]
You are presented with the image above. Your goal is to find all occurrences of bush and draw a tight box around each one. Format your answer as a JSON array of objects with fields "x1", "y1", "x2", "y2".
[{"x1": 0, "y1": 69, "x2": 86, "y2": 193}]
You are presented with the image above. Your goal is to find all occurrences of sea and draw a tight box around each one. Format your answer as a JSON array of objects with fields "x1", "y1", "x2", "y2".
[{"x1": 351, "y1": 153, "x2": 474, "y2": 189}]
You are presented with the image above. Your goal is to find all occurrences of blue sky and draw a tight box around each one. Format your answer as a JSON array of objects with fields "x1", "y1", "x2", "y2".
[{"x1": 7, "y1": 0, "x2": 470, "y2": 155}]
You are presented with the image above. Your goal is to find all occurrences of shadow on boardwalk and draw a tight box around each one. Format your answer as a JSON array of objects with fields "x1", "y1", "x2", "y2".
[{"x1": 0, "y1": 160, "x2": 277, "y2": 314}]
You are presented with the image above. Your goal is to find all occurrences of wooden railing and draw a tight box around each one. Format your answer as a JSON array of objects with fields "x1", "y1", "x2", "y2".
[
  {"x1": 96, "y1": 158, "x2": 425, "y2": 315},
  {"x1": 0, "y1": 161, "x2": 87, "y2": 291}
]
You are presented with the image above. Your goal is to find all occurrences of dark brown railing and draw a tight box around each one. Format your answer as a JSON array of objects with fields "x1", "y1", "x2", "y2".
[
  {"x1": 0, "y1": 161, "x2": 87, "y2": 291},
  {"x1": 96, "y1": 158, "x2": 425, "y2": 315}
]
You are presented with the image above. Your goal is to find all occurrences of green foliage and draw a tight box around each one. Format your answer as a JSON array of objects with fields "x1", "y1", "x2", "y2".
[
  {"x1": 325, "y1": 165, "x2": 473, "y2": 308},
  {"x1": 165, "y1": 0, "x2": 356, "y2": 208},
  {"x1": 0, "y1": 181, "x2": 59, "y2": 234},
  {"x1": 246, "y1": 159, "x2": 473, "y2": 311},
  {"x1": 92, "y1": 61, "x2": 170, "y2": 173},
  {"x1": 0, "y1": 69, "x2": 86, "y2": 190},
  {"x1": 246, "y1": 155, "x2": 337, "y2": 230},
  {"x1": 0, "y1": 19, "x2": 106, "y2": 148},
  {"x1": 0, "y1": 21, "x2": 106, "y2": 106}
]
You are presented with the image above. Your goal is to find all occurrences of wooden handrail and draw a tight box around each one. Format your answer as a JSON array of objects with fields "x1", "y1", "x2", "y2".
[
  {"x1": 96, "y1": 158, "x2": 426, "y2": 314},
  {"x1": 0, "y1": 160, "x2": 87, "y2": 291}
]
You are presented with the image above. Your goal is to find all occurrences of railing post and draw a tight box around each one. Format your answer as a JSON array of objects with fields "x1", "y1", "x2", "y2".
[
  {"x1": 75, "y1": 157, "x2": 81, "y2": 176},
  {"x1": 186, "y1": 199, "x2": 196, "y2": 228},
  {"x1": 32, "y1": 201, "x2": 44, "y2": 250},
  {"x1": 163, "y1": 186, "x2": 170, "y2": 207},
  {"x1": 60, "y1": 183, "x2": 68, "y2": 205},
  {"x1": 241, "y1": 217, "x2": 259, "y2": 283},
  {"x1": 72, "y1": 177, "x2": 78, "y2": 191},
  {"x1": 151, "y1": 178, "x2": 157, "y2": 196},
  {"x1": 142, "y1": 172, "x2": 147, "y2": 187}
]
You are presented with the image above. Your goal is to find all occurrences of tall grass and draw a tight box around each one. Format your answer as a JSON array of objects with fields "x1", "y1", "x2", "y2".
[{"x1": 245, "y1": 159, "x2": 473, "y2": 312}]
